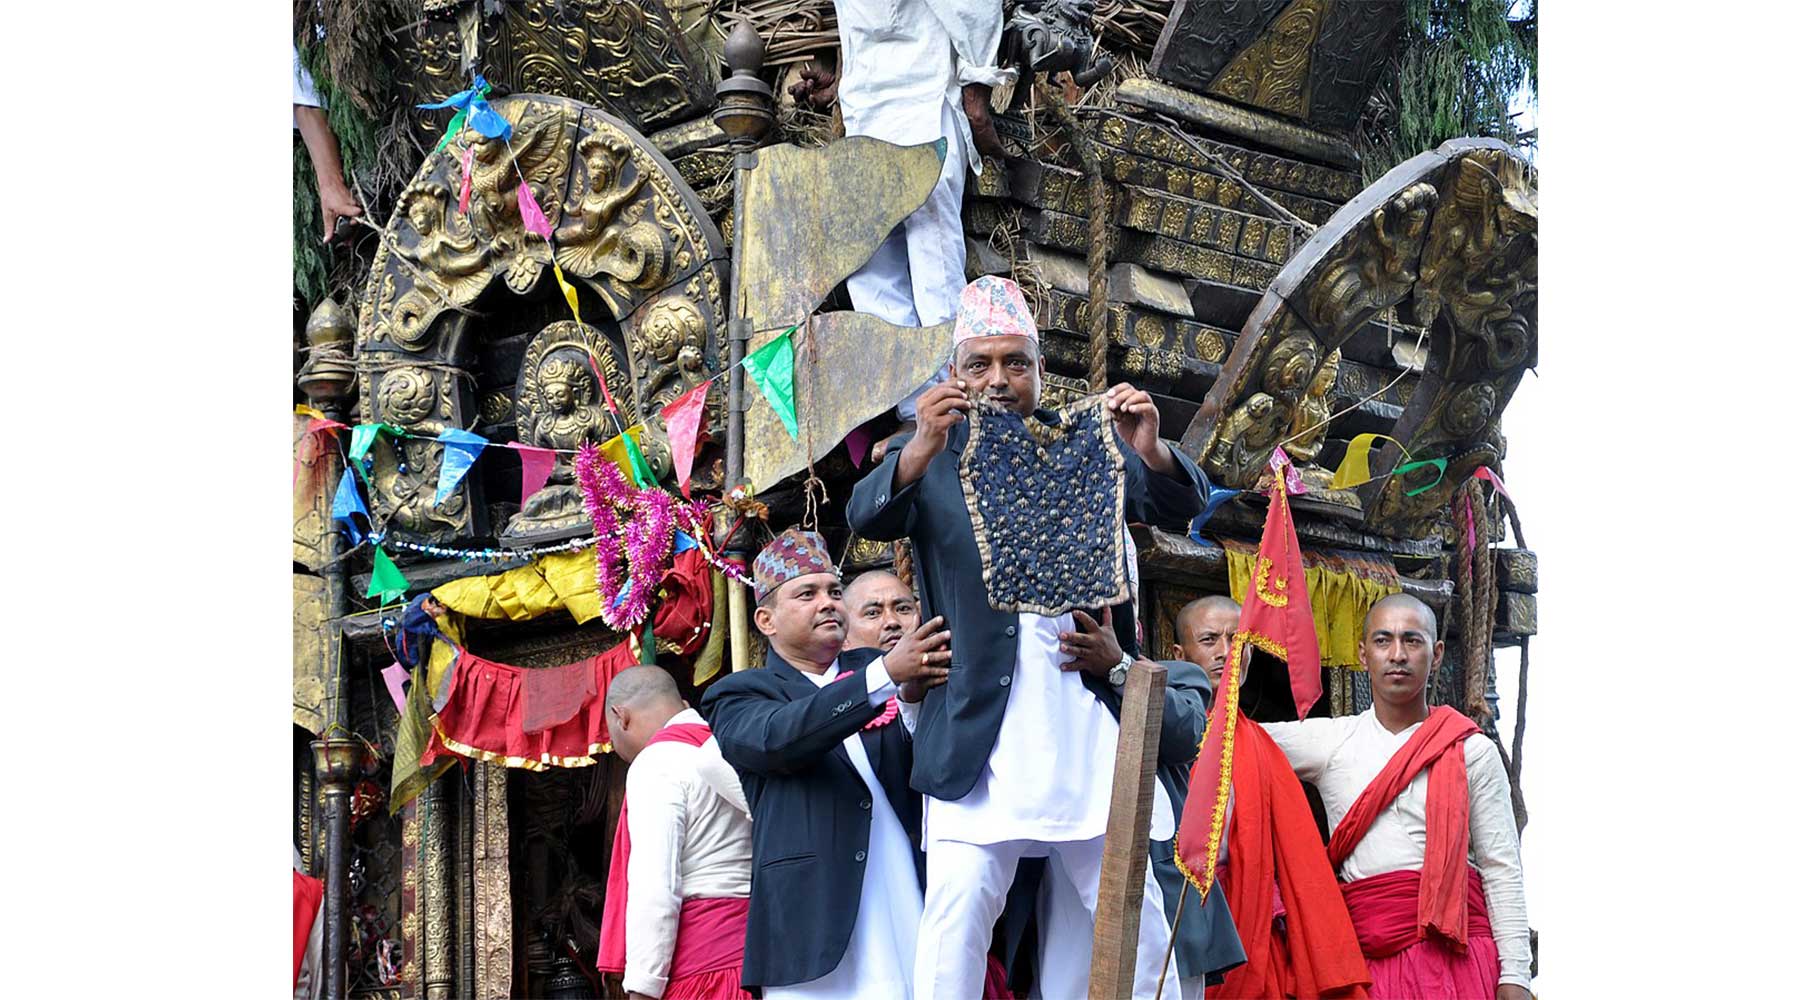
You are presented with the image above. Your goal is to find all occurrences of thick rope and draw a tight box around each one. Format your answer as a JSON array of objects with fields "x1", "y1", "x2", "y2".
[
  {"x1": 893, "y1": 538, "x2": 915, "y2": 592},
  {"x1": 1454, "y1": 479, "x2": 1497, "y2": 725},
  {"x1": 1041, "y1": 84, "x2": 1113, "y2": 393}
]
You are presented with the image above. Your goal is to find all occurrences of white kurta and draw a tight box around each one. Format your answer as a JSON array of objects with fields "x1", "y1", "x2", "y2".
[
  {"x1": 621, "y1": 709, "x2": 754, "y2": 998},
  {"x1": 1263, "y1": 710, "x2": 1532, "y2": 989},
  {"x1": 765, "y1": 661, "x2": 923, "y2": 1000},
  {"x1": 904, "y1": 617, "x2": 1174, "y2": 1000},
  {"x1": 921, "y1": 613, "x2": 1173, "y2": 846}
]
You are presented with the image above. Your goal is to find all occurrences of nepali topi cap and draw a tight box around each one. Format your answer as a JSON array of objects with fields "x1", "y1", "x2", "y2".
[
  {"x1": 753, "y1": 527, "x2": 836, "y2": 604},
  {"x1": 954, "y1": 275, "x2": 1039, "y2": 347}
]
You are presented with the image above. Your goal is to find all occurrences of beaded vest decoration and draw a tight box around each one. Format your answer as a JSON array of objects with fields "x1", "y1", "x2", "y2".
[{"x1": 960, "y1": 394, "x2": 1129, "y2": 615}]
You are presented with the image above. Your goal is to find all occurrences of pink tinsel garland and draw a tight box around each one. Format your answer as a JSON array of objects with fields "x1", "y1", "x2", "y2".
[{"x1": 575, "y1": 445, "x2": 706, "y2": 630}]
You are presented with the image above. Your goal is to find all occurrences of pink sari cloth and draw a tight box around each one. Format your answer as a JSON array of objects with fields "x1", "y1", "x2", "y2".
[{"x1": 1340, "y1": 866, "x2": 1500, "y2": 1000}]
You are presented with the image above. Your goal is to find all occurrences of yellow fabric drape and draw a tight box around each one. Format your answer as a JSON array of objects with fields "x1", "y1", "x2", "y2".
[
  {"x1": 432, "y1": 549, "x2": 603, "y2": 624},
  {"x1": 1223, "y1": 540, "x2": 1401, "y2": 670}
]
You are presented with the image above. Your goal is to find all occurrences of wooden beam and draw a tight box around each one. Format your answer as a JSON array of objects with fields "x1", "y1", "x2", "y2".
[{"x1": 1089, "y1": 660, "x2": 1167, "y2": 999}]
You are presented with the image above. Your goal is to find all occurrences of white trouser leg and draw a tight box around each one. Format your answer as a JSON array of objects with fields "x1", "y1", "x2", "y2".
[
  {"x1": 893, "y1": 100, "x2": 971, "y2": 421},
  {"x1": 913, "y1": 839, "x2": 1026, "y2": 1000},
  {"x1": 1037, "y1": 836, "x2": 1173, "y2": 1000},
  {"x1": 846, "y1": 223, "x2": 921, "y2": 329}
]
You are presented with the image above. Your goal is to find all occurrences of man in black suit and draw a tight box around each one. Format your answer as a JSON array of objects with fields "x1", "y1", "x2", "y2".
[
  {"x1": 847, "y1": 275, "x2": 1206, "y2": 999},
  {"x1": 701, "y1": 528, "x2": 950, "y2": 998}
]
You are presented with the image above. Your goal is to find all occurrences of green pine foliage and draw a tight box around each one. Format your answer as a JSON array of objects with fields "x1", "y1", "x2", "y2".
[{"x1": 1357, "y1": 0, "x2": 1538, "y2": 184}]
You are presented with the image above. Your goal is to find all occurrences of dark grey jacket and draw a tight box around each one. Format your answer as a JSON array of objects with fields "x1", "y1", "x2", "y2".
[
  {"x1": 1144, "y1": 659, "x2": 1247, "y2": 981},
  {"x1": 845, "y1": 416, "x2": 1204, "y2": 800},
  {"x1": 698, "y1": 646, "x2": 922, "y2": 991}
]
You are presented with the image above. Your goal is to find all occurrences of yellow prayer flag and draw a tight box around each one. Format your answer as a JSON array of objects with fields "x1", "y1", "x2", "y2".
[
  {"x1": 599, "y1": 424, "x2": 647, "y2": 477},
  {"x1": 295, "y1": 403, "x2": 326, "y2": 420},
  {"x1": 1330, "y1": 433, "x2": 1405, "y2": 490},
  {"x1": 553, "y1": 260, "x2": 582, "y2": 328}
]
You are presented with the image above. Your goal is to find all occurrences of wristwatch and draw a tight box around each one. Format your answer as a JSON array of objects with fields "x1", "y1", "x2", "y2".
[{"x1": 1108, "y1": 652, "x2": 1132, "y2": 687}]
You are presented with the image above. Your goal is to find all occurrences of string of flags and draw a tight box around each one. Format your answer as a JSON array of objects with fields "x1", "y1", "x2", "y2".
[{"x1": 1187, "y1": 442, "x2": 1515, "y2": 544}]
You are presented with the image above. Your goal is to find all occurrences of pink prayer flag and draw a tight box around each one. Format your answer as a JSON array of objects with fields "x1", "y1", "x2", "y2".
[
  {"x1": 1462, "y1": 493, "x2": 1479, "y2": 551},
  {"x1": 517, "y1": 182, "x2": 553, "y2": 241},
  {"x1": 457, "y1": 145, "x2": 474, "y2": 216},
  {"x1": 381, "y1": 662, "x2": 410, "y2": 714},
  {"x1": 1270, "y1": 446, "x2": 1307, "y2": 494},
  {"x1": 846, "y1": 424, "x2": 873, "y2": 470},
  {"x1": 661, "y1": 381, "x2": 710, "y2": 498},
  {"x1": 1473, "y1": 465, "x2": 1513, "y2": 502},
  {"x1": 508, "y1": 442, "x2": 557, "y2": 508}
]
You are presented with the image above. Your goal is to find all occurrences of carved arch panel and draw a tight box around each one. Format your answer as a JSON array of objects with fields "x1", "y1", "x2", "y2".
[
  {"x1": 352, "y1": 94, "x2": 727, "y2": 543},
  {"x1": 1178, "y1": 138, "x2": 1536, "y2": 538}
]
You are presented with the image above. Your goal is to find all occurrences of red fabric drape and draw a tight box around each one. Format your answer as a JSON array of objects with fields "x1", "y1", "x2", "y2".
[
  {"x1": 596, "y1": 722, "x2": 717, "y2": 975},
  {"x1": 293, "y1": 868, "x2": 324, "y2": 989},
  {"x1": 1326, "y1": 707, "x2": 1478, "y2": 952},
  {"x1": 1211, "y1": 717, "x2": 1370, "y2": 1000}
]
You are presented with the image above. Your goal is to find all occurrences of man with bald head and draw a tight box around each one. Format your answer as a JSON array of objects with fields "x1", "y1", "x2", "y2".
[
  {"x1": 844, "y1": 570, "x2": 922, "y2": 654},
  {"x1": 1172, "y1": 595, "x2": 1241, "y2": 687},
  {"x1": 597, "y1": 665, "x2": 754, "y2": 1000},
  {"x1": 1262, "y1": 594, "x2": 1532, "y2": 1000}
]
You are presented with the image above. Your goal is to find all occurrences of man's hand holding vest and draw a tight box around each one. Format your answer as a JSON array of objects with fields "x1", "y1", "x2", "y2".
[{"x1": 885, "y1": 615, "x2": 953, "y2": 702}]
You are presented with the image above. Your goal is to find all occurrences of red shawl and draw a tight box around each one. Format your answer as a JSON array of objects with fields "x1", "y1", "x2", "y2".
[
  {"x1": 596, "y1": 721, "x2": 716, "y2": 974},
  {"x1": 1213, "y1": 716, "x2": 1370, "y2": 1000},
  {"x1": 293, "y1": 868, "x2": 324, "y2": 989},
  {"x1": 1326, "y1": 707, "x2": 1479, "y2": 953}
]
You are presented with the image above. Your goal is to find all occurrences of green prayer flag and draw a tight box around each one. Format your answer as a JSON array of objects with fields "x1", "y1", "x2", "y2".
[
  {"x1": 744, "y1": 328, "x2": 799, "y2": 441},
  {"x1": 434, "y1": 107, "x2": 469, "y2": 153},
  {"x1": 367, "y1": 545, "x2": 411, "y2": 604},
  {"x1": 349, "y1": 424, "x2": 382, "y2": 463},
  {"x1": 620, "y1": 428, "x2": 656, "y2": 488},
  {"x1": 1396, "y1": 457, "x2": 1449, "y2": 497},
  {"x1": 641, "y1": 618, "x2": 657, "y2": 665}
]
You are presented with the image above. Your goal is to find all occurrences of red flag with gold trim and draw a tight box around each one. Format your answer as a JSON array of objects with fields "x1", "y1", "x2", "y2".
[{"x1": 1174, "y1": 461, "x2": 1321, "y2": 901}]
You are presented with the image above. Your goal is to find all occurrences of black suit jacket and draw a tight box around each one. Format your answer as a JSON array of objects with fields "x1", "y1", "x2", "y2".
[
  {"x1": 845, "y1": 416, "x2": 1204, "y2": 799},
  {"x1": 698, "y1": 645, "x2": 922, "y2": 991}
]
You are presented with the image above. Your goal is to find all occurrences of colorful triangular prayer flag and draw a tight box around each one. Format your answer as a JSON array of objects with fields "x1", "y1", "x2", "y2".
[
  {"x1": 517, "y1": 183, "x2": 553, "y2": 242},
  {"x1": 1395, "y1": 457, "x2": 1449, "y2": 496},
  {"x1": 434, "y1": 428, "x2": 488, "y2": 505},
  {"x1": 507, "y1": 442, "x2": 557, "y2": 509},
  {"x1": 1473, "y1": 465, "x2": 1512, "y2": 502},
  {"x1": 661, "y1": 381, "x2": 710, "y2": 497},
  {"x1": 1329, "y1": 433, "x2": 1405, "y2": 490},
  {"x1": 457, "y1": 144, "x2": 474, "y2": 215},
  {"x1": 367, "y1": 546, "x2": 411, "y2": 604},
  {"x1": 744, "y1": 330, "x2": 798, "y2": 441},
  {"x1": 619, "y1": 428, "x2": 655, "y2": 488},
  {"x1": 332, "y1": 467, "x2": 368, "y2": 521}
]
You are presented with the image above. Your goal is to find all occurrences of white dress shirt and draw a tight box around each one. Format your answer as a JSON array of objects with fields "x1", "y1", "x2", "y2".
[
  {"x1": 1263, "y1": 710, "x2": 1531, "y2": 989},
  {"x1": 622, "y1": 708, "x2": 754, "y2": 998},
  {"x1": 908, "y1": 612, "x2": 1173, "y2": 848},
  {"x1": 765, "y1": 660, "x2": 923, "y2": 999},
  {"x1": 832, "y1": 0, "x2": 1013, "y2": 173}
]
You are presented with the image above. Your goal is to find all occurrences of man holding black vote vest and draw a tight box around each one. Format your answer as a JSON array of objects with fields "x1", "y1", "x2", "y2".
[{"x1": 847, "y1": 275, "x2": 1208, "y2": 999}]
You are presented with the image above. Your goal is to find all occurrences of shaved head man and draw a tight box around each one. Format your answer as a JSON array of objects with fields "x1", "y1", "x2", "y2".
[
  {"x1": 1260, "y1": 590, "x2": 1533, "y2": 999},
  {"x1": 596, "y1": 664, "x2": 754, "y2": 1000},
  {"x1": 844, "y1": 570, "x2": 921, "y2": 653},
  {"x1": 605, "y1": 665, "x2": 688, "y2": 763},
  {"x1": 1172, "y1": 595, "x2": 1241, "y2": 686}
]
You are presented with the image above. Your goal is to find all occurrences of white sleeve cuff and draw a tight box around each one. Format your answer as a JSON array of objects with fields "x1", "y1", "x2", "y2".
[
  {"x1": 622, "y1": 970, "x2": 667, "y2": 997},
  {"x1": 957, "y1": 65, "x2": 1018, "y2": 88},
  {"x1": 897, "y1": 697, "x2": 921, "y2": 734},
  {"x1": 864, "y1": 657, "x2": 898, "y2": 706}
]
